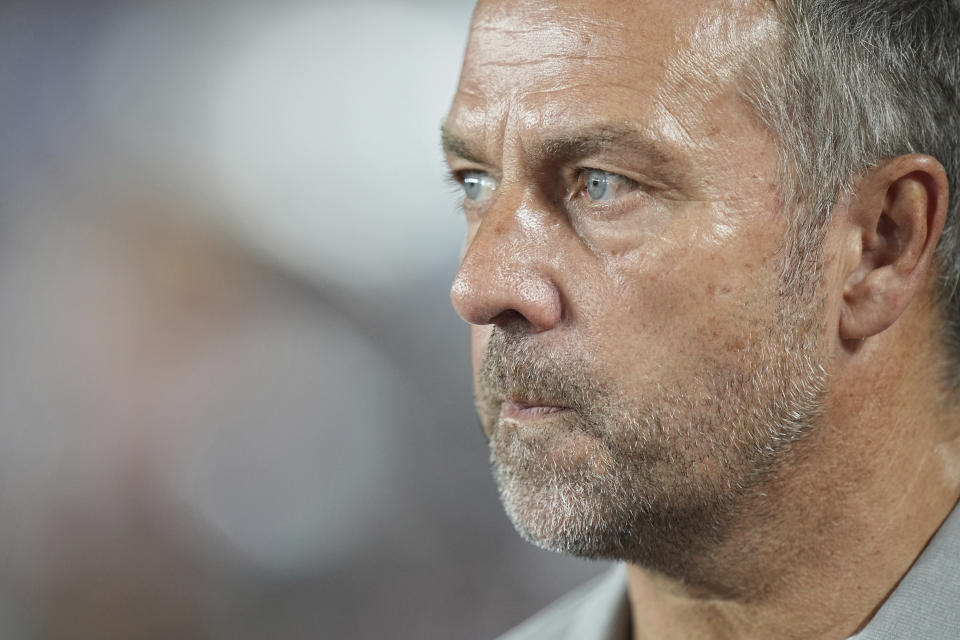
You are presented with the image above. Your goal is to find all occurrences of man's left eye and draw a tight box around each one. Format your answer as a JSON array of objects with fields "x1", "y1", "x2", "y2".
[{"x1": 581, "y1": 169, "x2": 637, "y2": 201}]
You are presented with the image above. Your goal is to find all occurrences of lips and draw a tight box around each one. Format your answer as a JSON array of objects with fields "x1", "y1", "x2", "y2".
[{"x1": 501, "y1": 400, "x2": 572, "y2": 420}]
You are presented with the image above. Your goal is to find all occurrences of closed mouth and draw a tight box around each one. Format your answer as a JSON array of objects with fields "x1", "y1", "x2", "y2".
[{"x1": 501, "y1": 400, "x2": 572, "y2": 420}]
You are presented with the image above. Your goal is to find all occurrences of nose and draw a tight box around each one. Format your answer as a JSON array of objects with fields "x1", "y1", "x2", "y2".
[{"x1": 450, "y1": 202, "x2": 562, "y2": 333}]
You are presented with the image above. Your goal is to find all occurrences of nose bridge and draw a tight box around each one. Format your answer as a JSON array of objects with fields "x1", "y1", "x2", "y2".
[{"x1": 451, "y1": 187, "x2": 562, "y2": 332}]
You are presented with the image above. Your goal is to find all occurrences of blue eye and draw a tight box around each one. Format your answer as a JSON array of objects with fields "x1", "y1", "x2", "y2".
[
  {"x1": 583, "y1": 169, "x2": 635, "y2": 201},
  {"x1": 462, "y1": 170, "x2": 497, "y2": 202}
]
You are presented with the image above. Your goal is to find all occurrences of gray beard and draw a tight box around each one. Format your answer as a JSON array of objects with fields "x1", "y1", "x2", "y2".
[{"x1": 478, "y1": 311, "x2": 828, "y2": 577}]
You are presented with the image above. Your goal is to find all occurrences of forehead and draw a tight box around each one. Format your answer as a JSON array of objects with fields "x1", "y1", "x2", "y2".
[{"x1": 448, "y1": 0, "x2": 776, "y2": 150}]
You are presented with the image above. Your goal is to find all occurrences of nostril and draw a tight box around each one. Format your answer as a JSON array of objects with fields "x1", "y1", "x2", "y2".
[
  {"x1": 490, "y1": 309, "x2": 529, "y2": 331},
  {"x1": 450, "y1": 271, "x2": 563, "y2": 331}
]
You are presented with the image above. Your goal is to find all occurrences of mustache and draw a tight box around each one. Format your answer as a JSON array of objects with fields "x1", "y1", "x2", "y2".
[{"x1": 477, "y1": 330, "x2": 599, "y2": 414}]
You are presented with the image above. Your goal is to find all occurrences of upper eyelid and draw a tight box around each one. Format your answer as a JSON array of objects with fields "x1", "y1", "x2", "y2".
[
  {"x1": 454, "y1": 168, "x2": 496, "y2": 184},
  {"x1": 450, "y1": 166, "x2": 496, "y2": 181},
  {"x1": 444, "y1": 171, "x2": 464, "y2": 189},
  {"x1": 445, "y1": 168, "x2": 474, "y2": 188},
  {"x1": 578, "y1": 167, "x2": 636, "y2": 182}
]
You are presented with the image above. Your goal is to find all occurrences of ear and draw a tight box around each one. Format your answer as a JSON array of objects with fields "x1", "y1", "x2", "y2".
[{"x1": 839, "y1": 154, "x2": 949, "y2": 340}]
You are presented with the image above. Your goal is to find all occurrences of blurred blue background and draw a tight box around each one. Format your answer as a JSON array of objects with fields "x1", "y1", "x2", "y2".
[{"x1": 0, "y1": 1, "x2": 606, "y2": 638}]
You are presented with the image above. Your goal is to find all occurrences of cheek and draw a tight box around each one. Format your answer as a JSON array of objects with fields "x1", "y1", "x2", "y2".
[{"x1": 583, "y1": 220, "x2": 783, "y2": 370}]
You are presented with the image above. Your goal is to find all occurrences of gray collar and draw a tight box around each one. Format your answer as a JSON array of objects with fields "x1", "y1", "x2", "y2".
[{"x1": 850, "y1": 500, "x2": 960, "y2": 639}]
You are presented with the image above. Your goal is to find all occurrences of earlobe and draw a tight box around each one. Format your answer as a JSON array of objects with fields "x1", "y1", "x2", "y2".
[{"x1": 838, "y1": 155, "x2": 948, "y2": 341}]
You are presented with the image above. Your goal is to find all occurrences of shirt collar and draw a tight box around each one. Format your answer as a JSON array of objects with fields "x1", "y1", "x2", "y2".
[{"x1": 849, "y1": 499, "x2": 960, "y2": 639}]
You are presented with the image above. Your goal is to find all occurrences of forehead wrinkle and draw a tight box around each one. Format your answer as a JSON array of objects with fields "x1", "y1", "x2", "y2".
[
  {"x1": 442, "y1": 93, "x2": 514, "y2": 165},
  {"x1": 465, "y1": 7, "x2": 634, "y2": 67},
  {"x1": 519, "y1": 81, "x2": 662, "y2": 103},
  {"x1": 474, "y1": 52, "x2": 631, "y2": 70}
]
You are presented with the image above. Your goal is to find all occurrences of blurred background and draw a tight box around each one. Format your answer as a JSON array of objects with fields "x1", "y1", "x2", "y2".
[{"x1": 0, "y1": 1, "x2": 606, "y2": 638}]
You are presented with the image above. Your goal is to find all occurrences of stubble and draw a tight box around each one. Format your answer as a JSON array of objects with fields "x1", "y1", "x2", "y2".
[{"x1": 478, "y1": 305, "x2": 828, "y2": 576}]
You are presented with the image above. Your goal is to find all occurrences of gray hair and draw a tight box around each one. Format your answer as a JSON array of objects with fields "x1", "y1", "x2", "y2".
[{"x1": 744, "y1": 0, "x2": 960, "y2": 360}]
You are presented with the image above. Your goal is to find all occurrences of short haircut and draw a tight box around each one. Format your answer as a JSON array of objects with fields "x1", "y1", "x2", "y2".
[{"x1": 743, "y1": 0, "x2": 960, "y2": 370}]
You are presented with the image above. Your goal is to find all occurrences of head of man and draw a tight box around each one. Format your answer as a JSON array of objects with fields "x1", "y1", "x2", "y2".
[{"x1": 443, "y1": 0, "x2": 960, "y2": 600}]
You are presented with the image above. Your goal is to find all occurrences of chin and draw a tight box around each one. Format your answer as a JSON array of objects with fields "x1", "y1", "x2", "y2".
[
  {"x1": 489, "y1": 416, "x2": 759, "y2": 575},
  {"x1": 495, "y1": 460, "x2": 737, "y2": 574}
]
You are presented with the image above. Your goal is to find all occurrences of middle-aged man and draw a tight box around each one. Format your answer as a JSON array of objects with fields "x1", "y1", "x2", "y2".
[{"x1": 442, "y1": 0, "x2": 960, "y2": 638}]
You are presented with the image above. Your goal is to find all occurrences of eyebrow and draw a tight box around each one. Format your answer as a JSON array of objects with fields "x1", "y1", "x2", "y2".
[
  {"x1": 441, "y1": 122, "x2": 689, "y2": 184},
  {"x1": 441, "y1": 125, "x2": 487, "y2": 165},
  {"x1": 540, "y1": 125, "x2": 682, "y2": 168}
]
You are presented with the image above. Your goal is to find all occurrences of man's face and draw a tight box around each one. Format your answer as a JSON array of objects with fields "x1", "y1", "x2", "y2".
[{"x1": 444, "y1": 0, "x2": 829, "y2": 570}]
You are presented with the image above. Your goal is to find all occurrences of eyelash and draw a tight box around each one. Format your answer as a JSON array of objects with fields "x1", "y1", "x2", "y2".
[
  {"x1": 445, "y1": 172, "x2": 470, "y2": 214},
  {"x1": 444, "y1": 172, "x2": 463, "y2": 193}
]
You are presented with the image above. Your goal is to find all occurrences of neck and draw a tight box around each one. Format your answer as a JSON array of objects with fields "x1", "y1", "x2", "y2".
[{"x1": 625, "y1": 319, "x2": 960, "y2": 640}]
